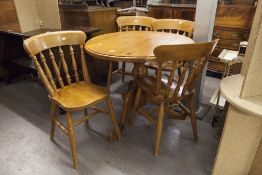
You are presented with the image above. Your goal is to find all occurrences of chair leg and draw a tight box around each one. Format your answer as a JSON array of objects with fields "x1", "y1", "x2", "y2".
[
  {"x1": 130, "y1": 88, "x2": 142, "y2": 127},
  {"x1": 122, "y1": 62, "x2": 126, "y2": 82},
  {"x1": 106, "y1": 97, "x2": 122, "y2": 139},
  {"x1": 154, "y1": 102, "x2": 164, "y2": 156},
  {"x1": 66, "y1": 112, "x2": 78, "y2": 170},
  {"x1": 188, "y1": 95, "x2": 198, "y2": 142},
  {"x1": 84, "y1": 109, "x2": 89, "y2": 124},
  {"x1": 50, "y1": 102, "x2": 57, "y2": 140}
]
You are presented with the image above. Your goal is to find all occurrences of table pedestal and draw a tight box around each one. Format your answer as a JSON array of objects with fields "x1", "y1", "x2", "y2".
[{"x1": 108, "y1": 63, "x2": 148, "y2": 141}]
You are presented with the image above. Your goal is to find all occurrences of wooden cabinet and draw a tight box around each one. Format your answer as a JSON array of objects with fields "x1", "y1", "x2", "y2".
[
  {"x1": 148, "y1": 4, "x2": 196, "y2": 21},
  {"x1": 59, "y1": 7, "x2": 118, "y2": 36},
  {"x1": 208, "y1": 5, "x2": 256, "y2": 73}
]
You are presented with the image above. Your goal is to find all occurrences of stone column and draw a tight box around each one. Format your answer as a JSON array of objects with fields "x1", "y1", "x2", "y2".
[{"x1": 193, "y1": 0, "x2": 218, "y2": 118}]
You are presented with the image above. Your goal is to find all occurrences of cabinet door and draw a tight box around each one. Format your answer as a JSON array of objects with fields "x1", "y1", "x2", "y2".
[
  {"x1": 87, "y1": 8, "x2": 118, "y2": 36},
  {"x1": 213, "y1": 28, "x2": 249, "y2": 40},
  {"x1": 148, "y1": 6, "x2": 173, "y2": 19}
]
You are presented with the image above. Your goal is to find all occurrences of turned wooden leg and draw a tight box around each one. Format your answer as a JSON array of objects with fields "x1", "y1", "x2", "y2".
[
  {"x1": 66, "y1": 112, "x2": 78, "y2": 170},
  {"x1": 119, "y1": 90, "x2": 133, "y2": 129},
  {"x1": 122, "y1": 62, "x2": 126, "y2": 82},
  {"x1": 154, "y1": 102, "x2": 164, "y2": 156},
  {"x1": 84, "y1": 109, "x2": 89, "y2": 124},
  {"x1": 188, "y1": 95, "x2": 198, "y2": 142},
  {"x1": 106, "y1": 97, "x2": 122, "y2": 139},
  {"x1": 130, "y1": 88, "x2": 142, "y2": 127},
  {"x1": 50, "y1": 102, "x2": 57, "y2": 140}
]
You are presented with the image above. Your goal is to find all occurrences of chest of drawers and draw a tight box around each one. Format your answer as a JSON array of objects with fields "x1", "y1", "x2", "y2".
[{"x1": 207, "y1": 5, "x2": 256, "y2": 74}]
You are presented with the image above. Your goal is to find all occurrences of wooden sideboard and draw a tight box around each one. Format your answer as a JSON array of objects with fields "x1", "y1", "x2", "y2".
[
  {"x1": 0, "y1": 0, "x2": 21, "y2": 80},
  {"x1": 208, "y1": 5, "x2": 256, "y2": 73},
  {"x1": 148, "y1": 4, "x2": 196, "y2": 21}
]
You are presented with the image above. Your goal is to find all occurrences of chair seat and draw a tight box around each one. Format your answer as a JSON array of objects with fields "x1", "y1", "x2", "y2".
[
  {"x1": 137, "y1": 76, "x2": 183, "y2": 99},
  {"x1": 145, "y1": 61, "x2": 173, "y2": 71},
  {"x1": 51, "y1": 81, "x2": 109, "y2": 111},
  {"x1": 145, "y1": 61, "x2": 185, "y2": 71}
]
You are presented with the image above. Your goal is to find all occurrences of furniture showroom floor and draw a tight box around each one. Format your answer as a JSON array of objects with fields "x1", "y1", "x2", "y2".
[{"x1": 0, "y1": 73, "x2": 220, "y2": 175}]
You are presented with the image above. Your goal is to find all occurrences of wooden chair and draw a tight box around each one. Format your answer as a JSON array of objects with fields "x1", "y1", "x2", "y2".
[
  {"x1": 152, "y1": 19, "x2": 194, "y2": 37},
  {"x1": 114, "y1": 16, "x2": 156, "y2": 82},
  {"x1": 147, "y1": 19, "x2": 195, "y2": 71},
  {"x1": 130, "y1": 40, "x2": 218, "y2": 155},
  {"x1": 23, "y1": 31, "x2": 121, "y2": 170}
]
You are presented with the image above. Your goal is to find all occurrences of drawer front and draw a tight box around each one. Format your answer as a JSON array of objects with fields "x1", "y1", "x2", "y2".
[
  {"x1": 148, "y1": 6, "x2": 173, "y2": 19},
  {"x1": 213, "y1": 28, "x2": 249, "y2": 40},
  {"x1": 213, "y1": 38, "x2": 241, "y2": 50},
  {"x1": 211, "y1": 48, "x2": 223, "y2": 57},
  {"x1": 208, "y1": 57, "x2": 226, "y2": 73}
]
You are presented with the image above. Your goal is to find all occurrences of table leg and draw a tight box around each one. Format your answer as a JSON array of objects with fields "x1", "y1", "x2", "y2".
[{"x1": 108, "y1": 63, "x2": 148, "y2": 141}]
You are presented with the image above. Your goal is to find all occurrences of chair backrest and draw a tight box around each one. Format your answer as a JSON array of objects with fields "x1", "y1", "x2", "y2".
[
  {"x1": 23, "y1": 31, "x2": 89, "y2": 97},
  {"x1": 153, "y1": 39, "x2": 218, "y2": 99},
  {"x1": 116, "y1": 16, "x2": 156, "y2": 31},
  {"x1": 152, "y1": 19, "x2": 195, "y2": 37}
]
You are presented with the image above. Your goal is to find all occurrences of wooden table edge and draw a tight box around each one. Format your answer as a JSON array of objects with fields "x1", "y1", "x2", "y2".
[{"x1": 85, "y1": 47, "x2": 156, "y2": 63}]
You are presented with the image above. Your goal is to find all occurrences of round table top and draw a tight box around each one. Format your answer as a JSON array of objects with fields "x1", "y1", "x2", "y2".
[{"x1": 85, "y1": 31, "x2": 194, "y2": 63}]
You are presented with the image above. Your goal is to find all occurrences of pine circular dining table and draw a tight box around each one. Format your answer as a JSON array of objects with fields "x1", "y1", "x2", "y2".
[{"x1": 84, "y1": 31, "x2": 194, "y2": 140}]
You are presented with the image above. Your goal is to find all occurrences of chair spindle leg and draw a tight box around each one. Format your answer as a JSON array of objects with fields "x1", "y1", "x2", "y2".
[
  {"x1": 50, "y1": 102, "x2": 57, "y2": 140},
  {"x1": 130, "y1": 88, "x2": 142, "y2": 127},
  {"x1": 188, "y1": 95, "x2": 198, "y2": 142},
  {"x1": 122, "y1": 62, "x2": 126, "y2": 82},
  {"x1": 154, "y1": 102, "x2": 164, "y2": 156},
  {"x1": 66, "y1": 112, "x2": 78, "y2": 170},
  {"x1": 106, "y1": 97, "x2": 122, "y2": 139}
]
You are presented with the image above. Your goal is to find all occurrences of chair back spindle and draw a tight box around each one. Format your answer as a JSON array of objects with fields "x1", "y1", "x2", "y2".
[
  {"x1": 153, "y1": 40, "x2": 219, "y2": 100},
  {"x1": 69, "y1": 45, "x2": 80, "y2": 83},
  {"x1": 152, "y1": 19, "x2": 195, "y2": 38},
  {"x1": 49, "y1": 49, "x2": 65, "y2": 88},
  {"x1": 39, "y1": 52, "x2": 57, "y2": 91},
  {"x1": 116, "y1": 16, "x2": 156, "y2": 32},
  {"x1": 59, "y1": 46, "x2": 71, "y2": 85}
]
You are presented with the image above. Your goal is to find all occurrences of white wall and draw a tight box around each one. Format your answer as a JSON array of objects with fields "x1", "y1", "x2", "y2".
[
  {"x1": 13, "y1": 0, "x2": 40, "y2": 32},
  {"x1": 36, "y1": 0, "x2": 61, "y2": 29},
  {"x1": 13, "y1": 0, "x2": 61, "y2": 32}
]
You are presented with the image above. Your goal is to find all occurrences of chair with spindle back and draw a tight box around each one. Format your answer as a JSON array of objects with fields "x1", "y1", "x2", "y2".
[
  {"x1": 23, "y1": 31, "x2": 121, "y2": 170},
  {"x1": 113, "y1": 16, "x2": 156, "y2": 82},
  {"x1": 152, "y1": 19, "x2": 194, "y2": 37},
  {"x1": 146, "y1": 19, "x2": 195, "y2": 71},
  {"x1": 130, "y1": 40, "x2": 218, "y2": 155}
]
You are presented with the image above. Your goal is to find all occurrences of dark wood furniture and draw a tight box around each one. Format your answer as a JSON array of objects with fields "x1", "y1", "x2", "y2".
[
  {"x1": 59, "y1": 6, "x2": 118, "y2": 36},
  {"x1": 0, "y1": 31, "x2": 33, "y2": 84},
  {"x1": 0, "y1": 26, "x2": 100, "y2": 84},
  {"x1": 148, "y1": 4, "x2": 196, "y2": 21},
  {"x1": 0, "y1": 0, "x2": 21, "y2": 80},
  {"x1": 208, "y1": 5, "x2": 256, "y2": 74}
]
